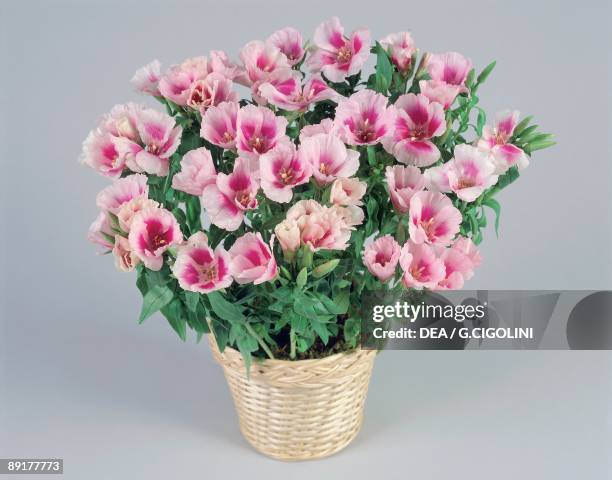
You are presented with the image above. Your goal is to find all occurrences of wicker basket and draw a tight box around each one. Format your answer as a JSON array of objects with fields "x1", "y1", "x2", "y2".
[{"x1": 208, "y1": 335, "x2": 377, "y2": 461}]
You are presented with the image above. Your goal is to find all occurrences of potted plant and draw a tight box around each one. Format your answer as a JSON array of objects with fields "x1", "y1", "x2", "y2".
[{"x1": 82, "y1": 17, "x2": 553, "y2": 460}]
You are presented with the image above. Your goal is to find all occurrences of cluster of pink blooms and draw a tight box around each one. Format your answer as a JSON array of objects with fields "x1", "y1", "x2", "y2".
[{"x1": 84, "y1": 17, "x2": 532, "y2": 293}]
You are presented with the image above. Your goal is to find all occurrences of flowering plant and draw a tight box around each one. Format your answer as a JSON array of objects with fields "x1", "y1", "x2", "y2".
[{"x1": 83, "y1": 18, "x2": 553, "y2": 366}]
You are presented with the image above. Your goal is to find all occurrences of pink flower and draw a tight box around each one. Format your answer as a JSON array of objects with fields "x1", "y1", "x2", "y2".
[
  {"x1": 172, "y1": 147, "x2": 217, "y2": 196},
  {"x1": 172, "y1": 232, "x2": 232, "y2": 293},
  {"x1": 329, "y1": 177, "x2": 366, "y2": 206},
  {"x1": 201, "y1": 157, "x2": 259, "y2": 231},
  {"x1": 236, "y1": 105, "x2": 288, "y2": 162},
  {"x1": 297, "y1": 133, "x2": 360, "y2": 185},
  {"x1": 80, "y1": 128, "x2": 125, "y2": 178},
  {"x1": 436, "y1": 246, "x2": 473, "y2": 289},
  {"x1": 380, "y1": 32, "x2": 416, "y2": 73},
  {"x1": 239, "y1": 40, "x2": 291, "y2": 86},
  {"x1": 299, "y1": 209, "x2": 352, "y2": 252},
  {"x1": 385, "y1": 165, "x2": 425, "y2": 213},
  {"x1": 409, "y1": 191, "x2": 462, "y2": 246},
  {"x1": 200, "y1": 101, "x2": 239, "y2": 149},
  {"x1": 260, "y1": 141, "x2": 312, "y2": 203},
  {"x1": 228, "y1": 232, "x2": 278, "y2": 285},
  {"x1": 117, "y1": 197, "x2": 159, "y2": 231},
  {"x1": 399, "y1": 240, "x2": 446, "y2": 289},
  {"x1": 274, "y1": 219, "x2": 301, "y2": 253},
  {"x1": 419, "y1": 80, "x2": 463, "y2": 110},
  {"x1": 128, "y1": 207, "x2": 183, "y2": 271},
  {"x1": 186, "y1": 73, "x2": 238, "y2": 114},
  {"x1": 451, "y1": 236, "x2": 481, "y2": 275},
  {"x1": 286, "y1": 199, "x2": 325, "y2": 221},
  {"x1": 477, "y1": 110, "x2": 530, "y2": 173},
  {"x1": 334, "y1": 90, "x2": 395, "y2": 145},
  {"x1": 419, "y1": 52, "x2": 472, "y2": 110},
  {"x1": 131, "y1": 60, "x2": 162, "y2": 96},
  {"x1": 425, "y1": 145, "x2": 498, "y2": 202},
  {"x1": 363, "y1": 235, "x2": 401, "y2": 282},
  {"x1": 259, "y1": 75, "x2": 339, "y2": 112},
  {"x1": 307, "y1": 17, "x2": 371, "y2": 83},
  {"x1": 386, "y1": 93, "x2": 445, "y2": 166},
  {"x1": 113, "y1": 235, "x2": 140, "y2": 272},
  {"x1": 95, "y1": 174, "x2": 149, "y2": 213},
  {"x1": 427, "y1": 52, "x2": 472, "y2": 87},
  {"x1": 267, "y1": 27, "x2": 305, "y2": 66},
  {"x1": 114, "y1": 108, "x2": 182, "y2": 176},
  {"x1": 158, "y1": 57, "x2": 208, "y2": 106},
  {"x1": 299, "y1": 118, "x2": 335, "y2": 142},
  {"x1": 208, "y1": 50, "x2": 248, "y2": 84},
  {"x1": 87, "y1": 212, "x2": 114, "y2": 251}
]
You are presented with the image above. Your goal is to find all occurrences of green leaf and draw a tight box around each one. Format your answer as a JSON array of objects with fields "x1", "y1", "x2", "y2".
[
  {"x1": 185, "y1": 196, "x2": 202, "y2": 232},
  {"x1": 139, "y1": 284, "x2": 174, "y2": 323},
  {"x1": 512, "y1": 115, "x2": 533, "y2": 138},
  {"x1": 312, "y1": 259, "x2": 340, "y2": 278},
  {"x1": 476, "y1": 107, "x2": 486, "y2": 136},
  {"x1": 527, "y1": 139, "x2": 556, "y2": 152},
  {"x1": 483, "y1": 197, "x2": 501, "y2": 236},
  {"x1": 311, "y1": 318, "x2": 330, "y2": 345},
  {"x1": 160, "y1": 298, "x2": 187, "y2": 341},
  {"x1": 184, "y1": 291, "x2": 200, "y2": 312},
  {"x1": 296, "y1": 267, "x2": 308, "y2": 289},
  {"x1": 207, "y1": 291, "x2": 245, "y2": 322},
  {"x1": 344, "y1": 317, "x2": 361, "y2": 347},
  {"x1": 374, "y1": 42, "x2": 393, "y2": 93},
  {"x1": 476, "y1": 61, "x2": 496, "y2": 86}
]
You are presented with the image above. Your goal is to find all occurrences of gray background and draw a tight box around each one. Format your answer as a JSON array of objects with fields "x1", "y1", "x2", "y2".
[{"x1": 1, "y1": 0, "x2": 611, "y2": 478}]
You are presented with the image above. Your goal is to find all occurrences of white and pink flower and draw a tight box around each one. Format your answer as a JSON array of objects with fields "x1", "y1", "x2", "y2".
[
  {"x1": 236, "y1": 105, "x2": 288, "y2": 162},
  {"x1": 477, "y1": 110, "x2": 530, "y2": 173},
  {"x1": 260, "y1": 141, "x2": 312, "y2": 203},
  {"x1": 451, "y1": 236, "x2": 482, "y2": 276},
  {"x1": 131, "y1": 60, "x2": 162, "y2": 96},
  {"x1": 436, "y1": 245, "x2": 473, "y2": 289},
  {"x1": 258, "y1": 75, "x2": 339, "y2": 112},
  {"x1": 385, "y1": 165, "x2": 425, "y2": 213},
  {"x1": 113, "y1": 108, "x2": 182, "y2": 177},
  {"x1": 274, "y1": 219, "x2": 301, "y2": 253},
  {"x1": 172, "y1": 147, "x2": 217, "y2": 196},
  {"x1": 299, "y1": 118, "x2": 335, "y2": 142},
  {"x1": 186, "y1": 73, "x2": 238, "y2": 114},
  {"x1": 419, "y1": 51, "x2": 472, "y2": 109},
  {"x1": 384, "y1": 93, "x2": 446, "y2": 167},
  {"x1": 128, "y1": 207, "x2": 183, "y2": 271},
  {"x1": 363, "y1": 235, "x2": 401, "y2": 282},
  {"x1": 380, "y1": 32, "x2": 416, "y2": 74},
  {"x1": 200, "y1": 101, "x2": 239, "y2": 149},
  {"x1": 228, "y1": 233, "x2": 278, "y2": 284},
  {"x1": 399, "y1": 240, "x2": 446, "y2": 289},
  {"x1": 201, "y1": 157, "x2": 259, "y2": 231},
  {"x1": 409, "y1": 191, "x2": 462, "y2": 246},
  {"x1": 239, "y1": 40, "x2": 291, "y2": 86},
  {"x1": 87, "y1": 212, "x2": 114, "y2": 251},
  {"x1": 116, "y1": 197, "x2": 160, "y2": 232},
  {"x1": 158, "y1": 57, "x2": 209, "y2": 106},
  {"x1": 267, "y1": 27, "x2": 305, "y2": 66},
  {"x1": 329, "y1": 177, "x2": 367, "y2": 206},
  {"x1": 113, "y1": 235, "x2": 141, "y2": 272},
  {"x1": 307, "y1": 17, "x2": 371, "y2": 82},
  {"x1": 297, "y1": 133, "x2": 360, "y2": 185},
  {"x1": 172, "y1": 232, "x2": 233, "y2": 293},
  {"x1": 95, "y1": 174, "x2": 149, "y2": 213},
  {"x1": 425, "y1": 145, "x2": 498, "y2": 202},
  {"x1": 334, "y1": 90, "x2": 395, "y2": 146}
]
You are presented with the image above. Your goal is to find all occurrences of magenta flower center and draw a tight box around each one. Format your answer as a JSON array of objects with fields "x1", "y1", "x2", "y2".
[
  {"x1": 337, "y1": 46, "x2": 353, "y2": 64},
  {"x1": 375, "y1": 252, "x2": 390, "y2": 266},
  {"x1": 356, "y1": 118, "x2": 376, "y2": 142},
  {"x1": 250, "y1": 135, "x2": 266, "y2": 153},
  {"x1": 222, "y1": 131, "x2": 234, "y2": 142},
  {"x1": 457, "y1": 177, "x2": 476, "y2": 189},
  {"x1": 279, "y1": 167, "x2": 295, "y2": 185},
  {"x1": 151, "y1": 232, "x2": 168, "y2": 250}
]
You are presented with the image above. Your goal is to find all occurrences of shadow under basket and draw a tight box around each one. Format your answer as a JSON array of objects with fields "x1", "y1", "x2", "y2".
[{"x1": 208, "y1": 335, "x2": 377, "y2": 461}]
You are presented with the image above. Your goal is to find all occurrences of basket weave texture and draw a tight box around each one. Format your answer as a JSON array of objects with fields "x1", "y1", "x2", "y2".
[{"x1": 208, "y1": 336, "x2": 377, "y2": 461}]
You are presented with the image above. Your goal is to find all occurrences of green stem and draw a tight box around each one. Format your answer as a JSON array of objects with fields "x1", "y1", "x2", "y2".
[
  {"x1": 244, "y1": 322, "x2": 275, "y2": 360},
  {"x1": 290, "y1": 329, "x2": 297, "y2": 360}
]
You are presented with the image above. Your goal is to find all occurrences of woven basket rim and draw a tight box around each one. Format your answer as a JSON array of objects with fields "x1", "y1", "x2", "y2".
[{"x1": 208, "y1": 334, "x2": 375, "y2": 367}]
